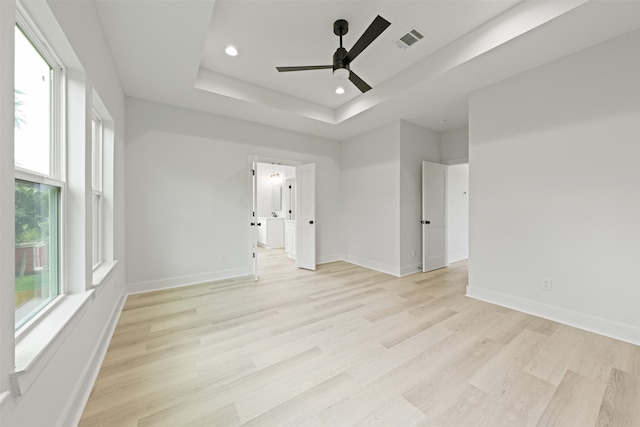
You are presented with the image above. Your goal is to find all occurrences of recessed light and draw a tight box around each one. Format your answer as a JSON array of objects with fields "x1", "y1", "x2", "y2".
[
  {"x1": 335, "y1": 86, "x2": 345, "y2": 95},
  {"x1": 225, "y1": 46, "x2": 238, "y2": 56}
]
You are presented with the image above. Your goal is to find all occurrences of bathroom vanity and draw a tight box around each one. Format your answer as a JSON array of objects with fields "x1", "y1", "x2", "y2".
[
  {"x1": 257, "y1": 217, "x2": 284, "y2": 248},
  {"x1": 284, "y1": 220, "x2": 296, "y2": 259}
]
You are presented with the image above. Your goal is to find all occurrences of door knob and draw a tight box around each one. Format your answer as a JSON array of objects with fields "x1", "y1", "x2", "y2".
[
  {"x1": 309, "y1": 220, "x2": 314, "y2": 224},
  {"x1": 421, "y1": 220, "x2": 431, "y2": 225},
  {"x1": 257, "y1": 222, "x2": 262, "y2": 226}
]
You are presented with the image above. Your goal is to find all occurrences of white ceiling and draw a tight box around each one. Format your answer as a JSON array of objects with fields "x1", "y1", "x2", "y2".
[{"x1": 94, "y1": 0, "x2": 640, "y2": 141}]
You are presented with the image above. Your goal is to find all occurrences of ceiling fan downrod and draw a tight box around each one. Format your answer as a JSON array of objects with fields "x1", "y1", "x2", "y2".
[{"x1": 333, "y1": 19, "x2": 349, "y2": 72}]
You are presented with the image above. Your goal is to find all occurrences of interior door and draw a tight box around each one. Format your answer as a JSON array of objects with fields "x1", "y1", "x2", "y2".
[
  {"x1": 296, "y1": 163, "x2": 316, "y2": 270},
  {"x1": 251, "y1": 159, "x2": 258, "y2": 281},
  {"x1": 422, "y1": 161, "x2": 448, "y2": 272}
]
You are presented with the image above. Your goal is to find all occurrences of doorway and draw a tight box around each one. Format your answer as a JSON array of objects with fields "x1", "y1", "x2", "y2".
[
  {"x1": 447, "y1": 163, "x2": 469, "y2": 263},
  {"x1": 421, "y1": 161, "x2": 469, "y2": 272},
  {"x1": 251, "y1": 158, "x2": 316, "y2": 281},
  {"x1": 255, "y1": 161, "x2": 294, "y2": 256}
]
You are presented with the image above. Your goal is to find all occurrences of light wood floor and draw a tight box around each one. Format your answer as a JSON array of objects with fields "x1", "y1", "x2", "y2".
[{"x1": 80, "y1": 250, "x2": 640, "y2": 426}]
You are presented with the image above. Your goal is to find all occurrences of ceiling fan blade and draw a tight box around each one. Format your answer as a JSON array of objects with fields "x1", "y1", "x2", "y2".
[
  {"x1": 348, "y1": 70, "x2": 372, "y2": 93},
  {"x1": 276, "y1": 65, "x2": 332, "y2": 72},
  {"x1": 344, "y1": 15, "x2": 391, "y2": 64}
]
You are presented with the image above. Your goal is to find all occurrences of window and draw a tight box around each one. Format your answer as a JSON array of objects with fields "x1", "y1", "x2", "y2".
[
  {"x1": 14, "y1": 21, "x2": 63, "y2": 330},
  {"x1": 92, "y1": 112, "x2": 103, "y2": 268},
  {"x1": 14, "y1": 180, "x2": 60, "y2": 329}
]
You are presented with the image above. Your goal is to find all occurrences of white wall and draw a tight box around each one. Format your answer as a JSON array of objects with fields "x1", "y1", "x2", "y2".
[
  {"x1": 399, "y1": 121, "x2": 440, "y2": 275},
  {"x1": 126, "y1": 98, "x2": 343, "y2": 293},
  {"x1": 341, "y1": 122, "x2": 401, "y2": 275},
  {"x1": 0, "y1": 1, "x2": 17, "y2": 408},
  {"x1": 468, "y1": 30, "x2": 640, "y2": 344},
  {"x1": 447, "y1": 164, "x2": 469, "y2": 263},
  {"x1": 342, "y1": 120, "x2": 441, "y2": 277},
  {"x1": 440, "y1": 127, "x2": 469, "y2": 164},
  {"x1": 0, "y1": 1, "x2": 127, "y2": 426}
]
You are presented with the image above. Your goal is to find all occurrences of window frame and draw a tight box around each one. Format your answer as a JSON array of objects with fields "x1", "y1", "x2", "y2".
[
  {"x1": 92, "y1": 110, "x2": 104, "y2": 270},
  {"x1": 14, "y1": 9, "x2": 66, "y2": 335}
]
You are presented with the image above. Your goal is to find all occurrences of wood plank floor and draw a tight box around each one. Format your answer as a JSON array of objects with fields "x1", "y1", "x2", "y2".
[{"x1": 79, "y1": 249, "x2": 640, "y2": 426}]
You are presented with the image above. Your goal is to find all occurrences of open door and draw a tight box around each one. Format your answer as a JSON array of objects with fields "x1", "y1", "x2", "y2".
[
  {"x1": 422, "y1": 161, "x2": 447, "y2": 272},
  {"x1": 251, "y1": 158, "x2": 258, "y2": 281},
  {"x1": 296, "y1": 163, "x2": 316, "y2": 270}
]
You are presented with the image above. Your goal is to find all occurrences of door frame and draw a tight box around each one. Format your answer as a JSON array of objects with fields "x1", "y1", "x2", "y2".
[{"x1": 248, "y1": 155, "x2": 317, "y2": 280}]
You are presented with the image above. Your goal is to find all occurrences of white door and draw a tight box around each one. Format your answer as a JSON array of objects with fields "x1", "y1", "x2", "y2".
[
  {"x1": 296, "y1": 163, "x2": 316, "y2": 270},
  {"x1": 251, "y1": 159, "x2": 258, "y2": 281},
  {"x1": 422, "y1": 161, "x2": 448, "y2": 272}
]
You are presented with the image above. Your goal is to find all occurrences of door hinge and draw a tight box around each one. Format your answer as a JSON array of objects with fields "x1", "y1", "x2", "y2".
[
  {"x1": 253, "y1": 252, "x2": 256, "y2": 258},
  {"x1": 252, "y1": 169, "x2": 255, "y2": 176}
]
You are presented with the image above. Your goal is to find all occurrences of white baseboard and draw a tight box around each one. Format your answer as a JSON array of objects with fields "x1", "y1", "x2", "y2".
[
  {"x1": 127, "y1": 267, "x2": 250, "y2": 294},
  {"x1": 400, "y1": 264, "x2": 423, "y2": 277},
  {"x1": 343, "y1": 255, "x2": 400, "y2": 277},
  {"x1": 127, "y1": 255, "x2": 343, "y2": 295},
  {"x1": 317, "y1": 254, "x2": 342, "y2": 265},
  {"x1": 448, "y1": 253, "x2": 468, "y2": 264},
  {"x1": 61, "y1": 287, "x2": 127, "y2": 427},
  {"x1": 466, "y1": 286, "x2": 640, "y2": 345}
]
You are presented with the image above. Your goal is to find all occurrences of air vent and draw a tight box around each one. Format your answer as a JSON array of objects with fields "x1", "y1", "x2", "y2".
[{"x1": 395, "y1": 28, "x2": 425, "y2": 49}]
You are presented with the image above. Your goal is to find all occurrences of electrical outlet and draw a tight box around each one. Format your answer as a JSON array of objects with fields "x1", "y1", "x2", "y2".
[
  {"x1": 542, "y1": 278, "x2": 552, "y2": 291},
  {"x1": 412, "y1": 249, "x2": 416, "y2": 257},
  {"x1": 220, "y1": 252, "x2": 226, "y2": 262}
]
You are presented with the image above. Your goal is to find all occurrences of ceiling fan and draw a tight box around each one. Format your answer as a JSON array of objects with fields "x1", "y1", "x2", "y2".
[{"x1": 276, "y1": 15, "x2": 391, "y2": 93}]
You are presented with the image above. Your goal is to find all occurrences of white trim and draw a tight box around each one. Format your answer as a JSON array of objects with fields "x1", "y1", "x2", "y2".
[
  {"x1": 316, "y1": 254, "x2": 342, "y2": 265},
  {"x1": 91, "y1": 191, "x2": 103, "y2": 268},
  {"x1": 11, "y1": 291, "x2": 94, "y2": 395},
  {"x1": 91, "y1": 110, "x2": 103, "y2": 192},
  {"x1": 14, "y1": 294, "x2": 64, "y2": 343},
  {"x1": 448, "y1": 253, "x2": 469, "y2": 264},
  {"x1": 127, "y1": 267, "x2": 251, "y2": 295},
  {"x1": 466, "y1": 286, "x2": 640, "y2": 346},
  {"x1": 342, "y1": 255, "x2": 400, "y2": 277},
  {"x1": 60, "y1": 289, "x2": 126, "y2": 427},
  {"x1": 92, "y1": 260, "x2": 118, "y2": 287},
  {"x1": 400, "y1": 264, "x2": 423, "y2": 277}
]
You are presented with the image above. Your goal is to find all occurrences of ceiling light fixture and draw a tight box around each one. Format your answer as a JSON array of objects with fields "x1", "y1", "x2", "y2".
[
  {"x1": 335, "y1": 86, "x2": 345, "y2": 95},
  {"x1": 333, "y1": 68, "x2": 349, "y2": 81},
  {"x1": 225, "y1": 46, "x2": 238, "y2": 56}
]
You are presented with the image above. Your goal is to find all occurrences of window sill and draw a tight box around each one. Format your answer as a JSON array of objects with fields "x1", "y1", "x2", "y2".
[
  {"x1": 10, "y1": 291, "x2": 94, "y2": 396},
  {"x1": 93, "y1": 260, "x2": 118, "y2": 287}
]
